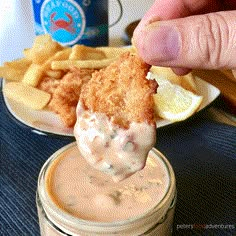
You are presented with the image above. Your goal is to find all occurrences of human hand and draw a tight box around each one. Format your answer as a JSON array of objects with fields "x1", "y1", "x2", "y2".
[{"x1": 133, "y1": 0, "x2": 236, "y2": 75}]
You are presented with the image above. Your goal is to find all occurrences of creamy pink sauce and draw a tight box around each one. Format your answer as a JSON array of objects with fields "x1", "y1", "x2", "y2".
[
  {"x1": 74, "y1": 103, "x2": 156, "y2": 181},
  {"x1": 46, "y1": 145, "x2": 170, "y2": 222}
]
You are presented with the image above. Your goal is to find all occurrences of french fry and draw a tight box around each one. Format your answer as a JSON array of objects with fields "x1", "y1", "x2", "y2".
[
  {"x1": 26, "y1": 34, "x2": 63, "y2": 64},
  {"x1": 47, "y1": 47, "x2": 72, "y2": 62},
  {"x1": 43, "y1": 47, "x2": 72, "y2": 71},
  {"x1": 69, "y1": 45, "x2": 106, "y2": 60},
  {"x1": 51, "y1": 57, "x2": 117, "y2": 70},
  {"x1": 96, "y1": 46, "x2": 133, "y2": 58},
  {"x1": 4, "y1": 58, "x2": 31, "y2": 71},
  {"x1": 45, "y1": 69, "x2": 63, "y2": 79},
  {"x1": 0, "y1": 58, "x2": 32, "y2": 81},
  {"x1": 22, "y1": 64, "x2": 44, "y2": 87},
  {"x1": 3, "y1": 82, "x2": 51, "y2": 110},
  {"x1": 0, "y1": 66, "x2": 24, "y2": 81}
]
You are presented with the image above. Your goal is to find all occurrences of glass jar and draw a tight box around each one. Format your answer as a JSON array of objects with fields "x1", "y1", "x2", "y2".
[{"x1": 36, "y1": 143, "x2": 176, "y2": 236}]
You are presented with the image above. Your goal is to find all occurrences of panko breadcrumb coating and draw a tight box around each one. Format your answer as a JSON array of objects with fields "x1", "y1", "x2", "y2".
[
  {"x1": 38, "y1": 76, "x2": 60, "y2": 94},
  {"x1": 39, "y1": 67, "x2": 95, "y2": 127},
  {"x1": 79, "y1": 52, "x2": 158, "y2": 128}
]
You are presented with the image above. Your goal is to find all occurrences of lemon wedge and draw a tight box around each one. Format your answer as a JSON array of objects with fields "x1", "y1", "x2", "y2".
[
  {"x1": 151, "y1": 75, "x2": 203, "y2": 121},
  {"x1": 150, "y1": 66, "x2": 197, "y2": 93}
]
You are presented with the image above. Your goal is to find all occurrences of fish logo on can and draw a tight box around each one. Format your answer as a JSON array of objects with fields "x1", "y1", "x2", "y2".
[{"x1": 41, "y1": 0, "x2": 86, "y2": 46}]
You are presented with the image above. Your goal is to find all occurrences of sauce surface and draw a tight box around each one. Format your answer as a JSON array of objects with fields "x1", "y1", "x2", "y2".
[
  {"x1": 46, "y1": 145, "x2": 170, "y2": 222},
  {"x1": 74, "y1": 103, "x2": 156, "y2": 181}
]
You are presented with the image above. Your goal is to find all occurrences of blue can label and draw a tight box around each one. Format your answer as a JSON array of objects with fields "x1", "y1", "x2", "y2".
[
  {"x1": 41, "y1": 0, "x2": 85, "y2": 46},
  {"x1": 32, "y1": 0, "x2": 108, "y2": 46}
]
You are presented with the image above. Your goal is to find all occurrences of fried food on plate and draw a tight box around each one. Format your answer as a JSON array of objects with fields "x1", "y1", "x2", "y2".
[
  {"x1": 0, "y1": 58, "x2": 31, "y2": 81},
  {"x1": 22, "y1": 63, "x2": 44, "y2": 87},
  {"x1": 1, "y1": 32, "x2": 203, "y2": 134},
  {"x1": 47, "y1": 67, "x2": 95, "y2": 127},
  {"x1": 38, "y1": 76, "x2": 61, "y2": 95},
  {"x1": 3, "y1": 82, "x2": 50, "y2": 110},
  {"x1": 96, "y1": 46, "x2": 135, "y2": 58},
  {"x1": 74, "y1": 52, "x2": 158, "y2": 181},
  {"x1": 24, "y1": 34, "x2": 63, "y2": 65},
  {"x1": 69, "y1": 44, "x2": 106, "y2": 60},
  {"x1": 51, "y1": 57, "x2": 117, "y2": 70}
]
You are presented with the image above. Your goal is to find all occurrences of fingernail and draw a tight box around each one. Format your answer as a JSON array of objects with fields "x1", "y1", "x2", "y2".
[{"x1": 139, "y1": 24, "x2": 180, "y2": 63}]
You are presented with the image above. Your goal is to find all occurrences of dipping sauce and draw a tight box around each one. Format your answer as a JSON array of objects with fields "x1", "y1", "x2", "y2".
[
  {"x1": 46, "y1": 144, "x2": 168, "y2": 222},
  {"x1": 36, "y1": 143, "x2": 176, "y2": 235},
  {"x1": 74, "y1": 103, "x2": 156, "y2": 182}
]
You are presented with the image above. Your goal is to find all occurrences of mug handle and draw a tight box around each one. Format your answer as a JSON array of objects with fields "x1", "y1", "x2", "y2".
[{"x1": 109, "y1": 0, "x2": 123, "y2": 27}]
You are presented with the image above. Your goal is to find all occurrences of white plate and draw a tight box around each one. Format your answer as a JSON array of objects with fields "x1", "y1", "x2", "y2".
[{"x1": 1, "y1": 76, "x2": 220, "y2": 136}]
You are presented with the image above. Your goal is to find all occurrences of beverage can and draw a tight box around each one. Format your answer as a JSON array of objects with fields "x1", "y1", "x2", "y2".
[{"x1": 32, "y1": 0, "x2": 108, "y2": 46}]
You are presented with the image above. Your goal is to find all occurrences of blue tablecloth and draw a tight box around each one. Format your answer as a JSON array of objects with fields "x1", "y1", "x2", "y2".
[{"x1": 1, "y1": 90, "x2": 235, "y2": 236}]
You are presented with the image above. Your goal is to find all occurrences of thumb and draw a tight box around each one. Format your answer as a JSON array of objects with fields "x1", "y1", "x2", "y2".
[{"x1": 133, "y1": 11, "x2": 236, "y2": 70}]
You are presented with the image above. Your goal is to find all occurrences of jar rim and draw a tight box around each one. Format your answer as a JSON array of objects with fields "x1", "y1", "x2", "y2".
[{"x1": 37, "y1": 142, "x2": 176, "y2": 230}]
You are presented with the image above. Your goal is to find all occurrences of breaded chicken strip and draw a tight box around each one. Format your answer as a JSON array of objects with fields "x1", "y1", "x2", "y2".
[
  {"x1": 74, "y1": 52, "x2": 158, "y2": 181},
  {"x1": 48, "y1": 67, "x2": 95, "y2": 127},
  {"x1": 80, "y1": 52, "x2": 157, "y2": 128},
  {"x1": 38, "y1": 77, "x2": 61, "y2": 96}
]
